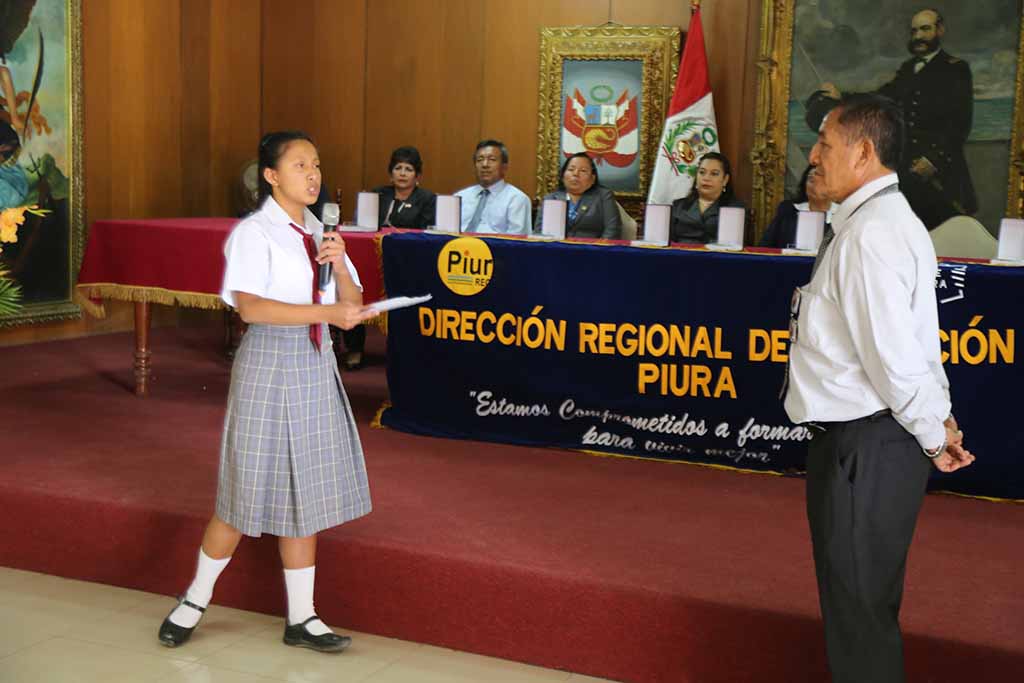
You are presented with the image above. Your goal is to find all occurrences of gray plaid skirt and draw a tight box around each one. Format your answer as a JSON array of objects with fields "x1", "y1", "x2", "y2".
[{"x1": 215, "y1": 323, "x2": 372, "y2": 537}]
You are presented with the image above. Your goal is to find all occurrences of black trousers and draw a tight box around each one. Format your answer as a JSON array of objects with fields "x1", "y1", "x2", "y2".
[{"x1": 806, "y1": 414, "x2": 931, "y2": 683}]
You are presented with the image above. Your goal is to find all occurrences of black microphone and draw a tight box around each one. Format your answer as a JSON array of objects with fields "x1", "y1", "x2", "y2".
[{"x1": 319, "y1": 202, "x2": 340, "y2": 291}]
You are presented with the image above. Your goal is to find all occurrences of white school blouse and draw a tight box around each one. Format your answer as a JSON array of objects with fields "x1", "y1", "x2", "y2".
[{"x1": 220, "y1": 196, "x2": 362, "y2": 308}]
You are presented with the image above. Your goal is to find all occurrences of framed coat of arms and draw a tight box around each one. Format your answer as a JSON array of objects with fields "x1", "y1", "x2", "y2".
[{"x1": 535, "y1": 25, "x2": 681, "y2": 205}]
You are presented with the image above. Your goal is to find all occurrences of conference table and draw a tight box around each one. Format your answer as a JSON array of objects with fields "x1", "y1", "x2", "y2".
[
  {"x1": 77, "y1": 222, "x2": 1023, "y2": 499},
  {"x1": 378, "y1": 230, "x2": 1023, "y2": 501},
  {"x1": 76, "y1": 218, "x2": 386, "y2": 396}
]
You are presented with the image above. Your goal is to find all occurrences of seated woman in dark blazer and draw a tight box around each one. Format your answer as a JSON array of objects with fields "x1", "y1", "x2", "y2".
[
  {"x1": 670, "y1": 152, "x2": 745, "y2": 244},
  {"x1": 535, "y1": 152, "x2": 622, "y2": 239},
  {"x1": 372, "y1": 146, "x2": 436, "y2": 229},
  {"x1": 758, "y1": 165, "x2": 835, "y2": 247},
  {"x1": 340, "y1": 146, "x2": 435, "y2": 371}
]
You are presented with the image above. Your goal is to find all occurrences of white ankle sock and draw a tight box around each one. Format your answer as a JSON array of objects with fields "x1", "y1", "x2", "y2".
[
  {"x1": 168, "y1": 548, "x2": 231, "y2": 628},
  {"x1": 284, "y1": 565, "x2": 332, "y2": 636}
]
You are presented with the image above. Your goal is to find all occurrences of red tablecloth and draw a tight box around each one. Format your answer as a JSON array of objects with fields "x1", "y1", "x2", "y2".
[{"x1": 77, "y1": 218, "x2": 386, "y2": 311}]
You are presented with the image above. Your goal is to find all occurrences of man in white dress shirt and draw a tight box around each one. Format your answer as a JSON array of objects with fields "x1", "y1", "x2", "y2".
[
  {"x1": 784, "y1": 93, "x2": 974, "y2": 683},
  {"x1": 455, "y1": 139, "x2": 532, "y2": 235}
]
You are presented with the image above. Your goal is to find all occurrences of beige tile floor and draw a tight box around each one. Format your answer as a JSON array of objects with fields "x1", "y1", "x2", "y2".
[{"x1": 0, "y1": 568, "x2": 615, "y2": 683}]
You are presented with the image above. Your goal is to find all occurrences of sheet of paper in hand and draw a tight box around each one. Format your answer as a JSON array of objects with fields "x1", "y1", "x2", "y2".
[{"x1": 367, "y1": 294, "x2": 433, "y2": 313}]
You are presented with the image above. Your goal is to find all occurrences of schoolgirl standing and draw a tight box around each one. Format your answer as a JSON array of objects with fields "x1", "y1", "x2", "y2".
[{"x1": 158, "y1": 131, "x2": 375, "y2": 653}]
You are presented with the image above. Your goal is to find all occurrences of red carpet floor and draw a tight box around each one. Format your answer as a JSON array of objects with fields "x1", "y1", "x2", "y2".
[{"x1": 1, "y1": 325, "x2": 1022, "y2": 682}]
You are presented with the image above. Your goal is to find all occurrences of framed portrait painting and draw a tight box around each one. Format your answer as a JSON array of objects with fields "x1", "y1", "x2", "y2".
[
  {"x1": 536, "y1": 25, "x2": 681, "y2": 205},
  {"x1": 0, "y1": 0, "x2": 83, "y2": 326},
  {"x1": 752, "y1": 0, "x2": 1024, "y2": 239}
]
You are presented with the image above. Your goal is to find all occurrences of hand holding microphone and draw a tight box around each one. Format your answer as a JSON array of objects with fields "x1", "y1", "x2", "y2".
[{"x1": 317, "y1": 202, "x2": 341, "y2": 292}]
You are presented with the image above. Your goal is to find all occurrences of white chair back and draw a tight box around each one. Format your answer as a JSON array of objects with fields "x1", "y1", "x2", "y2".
[
  {"x1": 930, "y1": 216, "x2": 997, "y2": 259},
  {"x1": 617, "y1": 202, "x2": 638, "y2": 241}
]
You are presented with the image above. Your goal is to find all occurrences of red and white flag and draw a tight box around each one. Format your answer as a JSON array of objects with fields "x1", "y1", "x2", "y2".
[{"x1": 647, "y1": 7, "x2": 720, "y2": 205}]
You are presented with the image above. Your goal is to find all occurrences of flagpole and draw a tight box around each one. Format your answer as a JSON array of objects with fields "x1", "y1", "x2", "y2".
[{"x1": 649, "y1": 0, "x2": 718, "y2": 204}]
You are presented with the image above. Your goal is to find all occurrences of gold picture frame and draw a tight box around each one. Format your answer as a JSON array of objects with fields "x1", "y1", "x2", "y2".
[
  {"x1": 752, "y1": 1, "x2": 1024, "y2": 239},
  {"x1": 0, "y1": 0, "x2": 84, "y2": 327},
  {"x1": 535, "y1": 24, "x2": 681, "y2": 208}
]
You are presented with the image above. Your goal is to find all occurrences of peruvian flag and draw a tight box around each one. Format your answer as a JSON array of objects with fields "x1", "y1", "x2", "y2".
[{"x1": 647, "y1": 6, "x2": 720, "y2": 205}]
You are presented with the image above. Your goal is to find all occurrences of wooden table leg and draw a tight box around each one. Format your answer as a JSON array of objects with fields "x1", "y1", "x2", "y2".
[{"x1": 134, "y1": 301, "x2": 152, "y2": 396}]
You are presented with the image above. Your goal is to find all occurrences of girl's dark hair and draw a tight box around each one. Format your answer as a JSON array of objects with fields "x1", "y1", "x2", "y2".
[
  {"x1": 388, "y1": 146, "x2": 423, "y2": 175},
  {"x1": 683, "y1": 152, "x2": 734, "y2": 206},
  {"x1": 257, "y1": 130, "x2": 314, "y2": 202},
  {"x1": 556, "y1": 152, "x2": 599, "y2": 191}
]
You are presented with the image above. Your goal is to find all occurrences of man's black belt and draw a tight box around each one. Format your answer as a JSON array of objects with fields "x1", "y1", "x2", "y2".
[{"x1": 807, "y1": 409, "x2": 892, "y2": 432}]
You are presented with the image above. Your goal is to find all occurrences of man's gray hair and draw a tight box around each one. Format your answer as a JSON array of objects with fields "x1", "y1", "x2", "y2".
[
  {"x1": 474, "y1": 139, "x2": 509, "y2": 164},
  {"x1": 833, "y1": 93, "x2": 905, "y2": 171}
]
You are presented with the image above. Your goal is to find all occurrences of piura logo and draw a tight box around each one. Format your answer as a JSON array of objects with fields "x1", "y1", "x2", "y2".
[{"x1": 437, "y1": 237, "x2": 494, "y2": 296}]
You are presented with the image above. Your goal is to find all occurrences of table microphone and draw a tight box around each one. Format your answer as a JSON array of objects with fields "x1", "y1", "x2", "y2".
[{"x1": 319, "y1": 201, "x2": 340, "y2": 291}]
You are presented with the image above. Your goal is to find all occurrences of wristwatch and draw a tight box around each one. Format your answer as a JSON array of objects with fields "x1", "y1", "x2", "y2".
[{"x1": 924, "y1": 439, "x2": 946, "y2": 459}]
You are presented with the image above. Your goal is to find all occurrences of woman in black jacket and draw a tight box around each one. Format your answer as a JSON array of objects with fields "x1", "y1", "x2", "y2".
[
  {"x1": 758, "y1": 165, "x2": 834, "y2": 248},
  {"x1": 535, "y1": 152, "x2": 622, "y2": 239},
  {"x1": 669, "y1": 152, "x2": 745, "y2": 244},
  {"x1": 337, "y1": 147, "x2": 436, "y2": 371},
  {"x1": 372, "y1": 146, "x2": 436, "y2": 229}
]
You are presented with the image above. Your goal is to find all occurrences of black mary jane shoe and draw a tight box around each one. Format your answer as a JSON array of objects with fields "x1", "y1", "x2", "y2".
[
  {"x1": 157, "y1": 597, "x2": 206, "y2": 648},
  {"x1": 283, "y1": 616, "x2": 352, "y2": 653}
]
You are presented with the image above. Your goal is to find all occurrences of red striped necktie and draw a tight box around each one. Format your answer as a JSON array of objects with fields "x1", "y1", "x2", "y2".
[{"x1": 288, "y1": 223, "x2": 322, "y2": 351}]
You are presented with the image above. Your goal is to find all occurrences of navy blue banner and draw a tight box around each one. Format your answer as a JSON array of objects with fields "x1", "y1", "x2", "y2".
[{"x1": 380, "y1": 232, "x2": 1022, "y2": 500}]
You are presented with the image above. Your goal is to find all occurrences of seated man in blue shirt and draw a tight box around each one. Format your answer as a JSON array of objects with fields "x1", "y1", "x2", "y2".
[{"x1": 456, "y1": 139, "x2": 532, "y2": 235}]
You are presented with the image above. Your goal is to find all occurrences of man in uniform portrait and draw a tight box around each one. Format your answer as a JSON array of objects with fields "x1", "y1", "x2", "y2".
[{"x1": 806, "y1": 8, "x2": 976, "y2": 229}]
